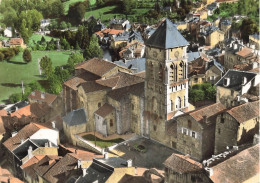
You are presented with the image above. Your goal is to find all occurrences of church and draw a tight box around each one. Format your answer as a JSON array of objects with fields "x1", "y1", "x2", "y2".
[{"x1": 144, "y1": 19, "x2": 193, "y2": 145}]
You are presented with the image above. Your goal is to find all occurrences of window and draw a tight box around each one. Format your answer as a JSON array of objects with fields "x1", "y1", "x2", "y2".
[
  {"x1": 183, "y1": 128, "x2": 187, "y2": 135},
  {"x1": 132, "y1": 104, "x2": 134, "y2": 110},
  {"x1": 110, "y1": 119, "x2": 113, "y2": 127},
  {"x1": 194, "y1": 78, "x2": 198, "y2": 83},
  {"x1": 192, "y1": 131, "x2": 196, "y2": 138},
  {"x1": 98, "y1": 103, "x2": 101, "y2": 108},
  {"x1": 218, "y1": 128, "x2": 221, "y2": 134},
  {"x1": 231, "y1": 90, "x2": 234, "y2": 96},
  {"x1": 171, "y1": 100, "x2": 173, "y2": 111},
  {"x1": 188, "y1": 120, "x2": 192, "y2": 128},
  {"x1": 153, "y1": 125, "x2": 157, "y2": 131}
]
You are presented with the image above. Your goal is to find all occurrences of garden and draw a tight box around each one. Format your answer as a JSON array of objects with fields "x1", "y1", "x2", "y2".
[{"x1": 82, "y1": 134, "x2": 124, "y2": 148}]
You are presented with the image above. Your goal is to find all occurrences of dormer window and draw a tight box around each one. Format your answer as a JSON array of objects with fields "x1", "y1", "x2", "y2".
[
  {"x1": 223, "y1": 77, "x2": 230, "y2": 87},
  {"x1": 242, "y1": 77, "x2": 247, "y2": 85}
]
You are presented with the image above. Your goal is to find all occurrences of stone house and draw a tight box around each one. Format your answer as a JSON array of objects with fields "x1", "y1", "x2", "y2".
[
  {"x1": 205, "y1": 59, "x2": 224, "y2": 84},
  {"x1": 214, "y1": 101, "x2": 259, "y2": 154},
  {"x1": 63, "y1": 108, "x2": 87, "y2": 143},
  {"x1": 188, "y1": 58, "x2": 206, "y2": 86},
  {"x1": 94, "y1": 103, "x2": 116, "y2": 136},
  {"x1": 224, "y1": 41, "x2": 259, "y2": 70},
  {"x1": 219, "y1": 19, "x2": 231, "y2": 38},
  {"x1": 109, "y1": 19, "x2": 130, "y2": 30},
  {"x1": 3, "y1": 123, "x2": 59, "y2": 178},
  {"x1": 215, "y1": 69, "x2": 259, "y2": 107},
  {"x1": 9, "y1": 38, "x2": 26, "y2": 48},
  {"x1": 28, "y1": 90, "x2": 62, "y2": 116},
  {"x1": 174, "y1": 103, "x2": 226, "y2": 161},
  {"x1": 201, "y1": 26, "x2": 225, "y2": 47},
  {"x1": 164, "y1": 153, "x2": 212, "y2": 183}
]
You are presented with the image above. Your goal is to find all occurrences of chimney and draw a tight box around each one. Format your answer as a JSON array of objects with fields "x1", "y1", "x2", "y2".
[
  {"x1": 209, "y1": 168, "x2": 213, "y2": 176},
  {"x1": 233, "y1": 43, "x2": 237, "y2": 50},
  {"x1": 28, "y1": 146, "x2": 33, "y2": 159},
  {"x1": 82, "y1": 168, "x2": 87, "y2": 176},
  {"x1": 11, "y1": 131, "x2": 17, "y2": 137},
  {"x1": 51, "y1": 121, "x2": 56, "y2": 129},
  {"x1": 127, "y1": 159, "x2": 132, "y2": 167},
  {"x1": 48, "y1": 141, "x2": 52, "y2": 147},
  {"x1": 253, "y1": 134, "x2": 259, "y2": 145},
  {"x1": 41, "y1": 92, "x2": 45, "y2": 99},
  {"x1": 104, "y1": 152, "x2": 109, "y2": 159},
  {"x1": 21, "y1": 138, "x2": 24, "y2": 144},
  {"x1": 78, "y1": 159, "x2": 82, "y2": 168}
]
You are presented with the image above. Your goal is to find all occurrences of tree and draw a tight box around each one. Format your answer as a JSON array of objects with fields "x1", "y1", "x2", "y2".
[
  {"x1": 0, "y1": 52, "x2": 4, "y2": 61},
  {"x1": 83, "y1": 35, "x2": 103, "y2": 59},
  {"x1": 48, "y1": 74, "x2": 62, "y2": 94},
  {"x1": 2, "y1": 7, "x2": 17, "y2": 28},
  {"x1": 68, "y1": 2, "x2": 88, "y2": 25},
  {"x1": 67, "y1": 52, "x2": 84, "y2": 73},
  {"x1": 60, "y1": 21, "x2": 67, "y2": 30},
  {"x1": 9, "y1": 93, "x2": 22, "y2": 103},
  {"x1": 23, "y1": 49, "x2": 32, "y2": 63},
  {"x1": 51, "y1": 0, "x2": 65, "y2": 18},
  {"x1": 122, "y1": 0, "x2": 136, "y2": 14},
  {"x1": 205, "y1": 86, "x2": 216, "y2": 101},
  {"x1": 40, "y1": 56, "x2": 53, "y2": 78},
  {"x1": 240, "y1": 18, "x2": 259, "y2": 42},
  {"x1": 189, "y1": 89, "x2": 205, "y2": 102}
]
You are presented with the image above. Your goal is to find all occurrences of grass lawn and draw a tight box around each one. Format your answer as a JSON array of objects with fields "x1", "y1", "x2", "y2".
[
  {"x1": 82, "y1": 134, "x2": 124, "y2": 148},
  {"x1": 85, "y1": 5, "x2": 150, "y2": 24},
  {"x1": 28, "y1": 34, "x2": 56, "y2": 47},
  {"x1": 64, "y1": 0, "x2": 96, "y2": 13},
  {"x1": 0, "y1": 51, "x2": 71, "y2": 103}
]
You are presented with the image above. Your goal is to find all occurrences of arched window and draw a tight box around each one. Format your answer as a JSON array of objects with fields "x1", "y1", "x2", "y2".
[
  {"x1": 170, "y1": 64, "x2": 174, "y2": 82},
  {"x1": 149, "y1": 62, "x2": 154, "y2": 78},
  {"x1": 171, "y1": 100, "x2": 173, "y2": 111},
  {"x1": 159, "y1": 64, "x2": 163, "y2": 81},
  {"x1": 175, "y1": 97, "x2": 181, "y2": 109},
  {"x1": 152, "y1": 97, "x2": 157, "y2": 112},
  {"x1": 175, "y1": 64, "x2": 178, "y2": 82}
]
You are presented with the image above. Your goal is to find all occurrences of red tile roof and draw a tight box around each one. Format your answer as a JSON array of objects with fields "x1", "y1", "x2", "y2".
[
  {"x1": 9, "y1": 38, "x2": 24, "y2": 46},
  {"x1": 189, "y1": 103, "x2": 226, "y2": 123},
  {"x1": 3, "y1": 123, "x2": 47, "y2": 151},
  {"x1": 164, "y1": 153, "x2": 203, "y2": 173},
  {"x1": 21, "y1": 155, "x2": 45, "y2": 169},
  {"x1": 236, "y1": 47, "x2": 253, "y2": 58},
  {"x1": 75, "y1": 58, "x2": 117, "y2": 77},
  {"x1": 95, "y1": 103, "x2": 115, "y2": 118},
  {"x1": 28, "y1": 90, "x2": 57, "y2": 105},
  {"x1": 33, "y1": 155, "x2": 61, "y2": 177},
  {"x1": 226, "y1": 101, "x2": 259, "y2": 123},
  {"x1": 210, "y1": 144, "x2": 259, "y2": 183},
  {"x1": 64, "y1": 77, "x2": 86, "y2": 90}
]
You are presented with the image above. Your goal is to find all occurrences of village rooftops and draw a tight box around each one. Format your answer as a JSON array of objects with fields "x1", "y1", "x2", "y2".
[
  {"x1": 164, "y1": 153, "x2": 203, "y2": 174},
  {"x1": 3, "y1": 123, "x2": 48, "y2": 151},
  {"x1": 226, "y1": 100, "x2": 259, "y2": 124},
  {"x1": 75, "y1": 58, "x2": 117, "y2": 77},
  {"x1": 28, "y1": 90, "x2": 57, "y2": 105},
  {"x1": 210, "y1": 144, "x2": 259, "y2": 183},
  {"x1": 115, "y1": 58, "x2": 146, "y2": 73},
  {"x1": 216, "y1": 69, "x2": 257, "y2": 91},
  {"x1": 145, "y1": 19, "x2": 189, "y2": 49},
  {"x1": 187, "y1": 103, "x2": 226, "y2": 124},
  {"x1": 63, "y1": 108, "x2": 87, "y2": 126},
  {"x1": 64, "y1": 77, "x2": 86, "y2": 90},
  {"x1": 9, "y1": 38, "x2": 24, "y2": 45}
]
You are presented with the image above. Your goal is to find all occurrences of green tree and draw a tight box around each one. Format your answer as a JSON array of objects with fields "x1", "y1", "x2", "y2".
[
  {"x1": 23, "y1": 49, "x2": 32, "y2": 63},
  {"x1": 2, "y1": 7, "x2": 17, "y2": 28},
  {"x1": 48, "y1": 74, "x2": 62, "y2": 94},
  {"x1": 189, "y1": 89, "x2": 205, "y2": 102},
  {"x1": 205, "y1": 86, "x2": 216, "y2": 101},
  {"x1": 122, "y1": 0, "x2": 136, "y2": 14},
  {"x1": 68, "y1": 2, "x2": 88, "y2": 25},
  {"x1": 240, "y1": 18, "x2": 259, "y2": 42},
  {"x1": 40, "y1": 56, "x2": 53, "y2": 78},
  {"x1": 51, "y1": 0, "x2": 65, "y2": 18},
  {"x1": 83, "y1": 35, "x2": 103, "y2": 59},
  {"x1": 67, "y1": 52, "x2": 84, "y2": 73},
  {"x1": 9, "y1": 93, "x2": 22, "y2": 103},
  {"x1": 60, "y1": 21, "x2": 67, "y2": 30}
]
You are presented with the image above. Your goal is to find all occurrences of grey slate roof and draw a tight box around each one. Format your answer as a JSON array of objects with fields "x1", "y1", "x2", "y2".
[
  {"x1": 216, "y1": 70, "x2": 257, "y2": 91},
  {"x1": 221, "y1": 19, "x2": 231, "y2": 25},
  {"x1": 145, "y1": 19, "x2": 189, "y2": 49},
  {"x1": 63, "y1": 108, "x2": 87, "y2": 126},
  {"x1": 208, "y1": 59, "x2": 224, "y2": 73},
  {"x1": 201, "y1": 26, "x2": 219, "y2": 36},
  {"x1": 114, "y1": 58, "x2": 146, "y2": 73},
  {"x1": 187, "y1": 52, "x2": 201, "y2": 62}
]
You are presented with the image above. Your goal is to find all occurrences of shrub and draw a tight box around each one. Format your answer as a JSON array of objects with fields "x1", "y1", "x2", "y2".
[
  {"x1": 23, "y1": 49, "x2": 32, "y2": 63},
  {"x1": 9, "y1": 93, "x2": 23, "y2": 103}
]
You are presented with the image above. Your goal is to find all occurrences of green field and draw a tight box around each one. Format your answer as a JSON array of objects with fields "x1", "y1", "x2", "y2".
[
  {"x1": 28, "y1": 34, "x2": 56, "y2": 47},
  {"x1": 82, "y1": 134, "x2": 124, "y2": 148},
  {"x1": 85, "y1": 6, "x2": 150, "y2": 24},
  {"x1": 0, "y1": 51, "x2": 71, "y2": 103},
  {"x1": 63, "y1": 0, "x2": 96, "y2": 13}
]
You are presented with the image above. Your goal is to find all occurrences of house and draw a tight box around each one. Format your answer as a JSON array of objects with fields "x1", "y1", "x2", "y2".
[
  {"x1": 164, "y1": 153, "x2": 211, "y2": 183},
  {"x1": 249, "y1": 33, "x2": 260, "y2": 50},
  {"x1": 224, "y1": 41, "x2": 259, "y2": 70},
  {"x1": 3, "y1": 123, "x2": 59, "y2": 178},
  {"x1": 214, "y1": 101, "x2": 259, "y2": 154},
  {"x1": 28, "y1": 90, "x2": 62, "y2": 115},
  {"x1": 207, "y1": 2, "x2": 219, "y2": 16},
  {"x1": 188, "y1": 58, "x2": 207, "y2": 85},
  {"x1": 109, "y1": 19, "x2": 130, "y2": 31},
  {"x1": 63, "y1": 108, "x2": 87, "y2": 143},
  {"x1": 110, "y1": 31, "x2": 144, "y2": 49},
  {"x1": 210, "y1": 144, "x2": 259, "y2": 183},
  {"x1": 205, "y1": 59, "x2": 224, "y2": 84},
  {"x1": 118, "y1": 42, "x2": 145, "y2": 60},
  {"x1": 201, "y1": 26, "x2": 225, "y2": 47},
  {"x1": 95, "y1": 29, "x2": 125, "y2": 45},
  {"x1": 220, "y1": 19, "x2": 231, "y2": 38},
  {"x1": 40, "y1": 19, "x2": 50, "y2": 30},
  {"x1": 174, "y1": 103, "x2": 226, "y2": 161},
  {"x1": 215, "y1": 69, "x2": 259, "y2": 107},
  {"x1": 75, "y1": 154, "x2": 135, "y2": 183},
  {"x1": 4, "y1": 27, "x2": 12, "y2": 37},
  {"x1": 9, "y1": 38, "x2": 26, "y2": 48},
  {"x1": 0, "y1": 167, "x2": 24, "y2": 183}
]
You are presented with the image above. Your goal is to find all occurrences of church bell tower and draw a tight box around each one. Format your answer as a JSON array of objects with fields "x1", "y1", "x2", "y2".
[{"x1": 144, "y1": 19, "x2": 189, "y2": 143}]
